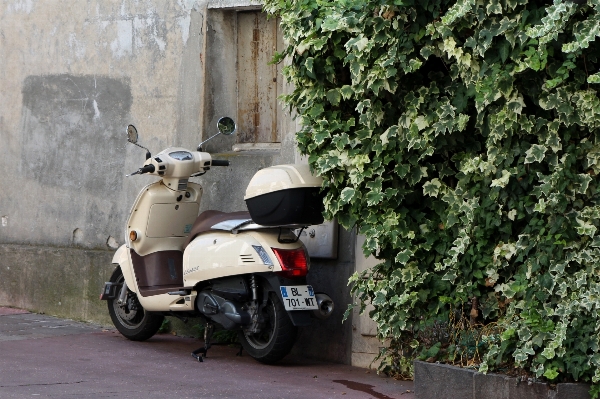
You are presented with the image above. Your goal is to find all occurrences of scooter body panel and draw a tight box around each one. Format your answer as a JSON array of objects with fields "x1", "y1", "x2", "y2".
[
  {"x1": 137, "y1": 291, "x2": 197, "y2": 312},
  {"x1": 119, "y1": 227, "x2": 305, "y2": 312},
  {"x1": 127, "y1": 181, "x2": 202, "y2": 257},
  {"x1": 182, "y1": 229, "x2": 304, "y2": 286},
  {"x1": 119, "y1": 179, "x2": 202, "y2": 304}
]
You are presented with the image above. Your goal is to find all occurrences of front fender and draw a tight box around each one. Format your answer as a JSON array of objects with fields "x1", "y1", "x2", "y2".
[{"x1": 111, "y1": 244, "x2": 138, "y2": 294}]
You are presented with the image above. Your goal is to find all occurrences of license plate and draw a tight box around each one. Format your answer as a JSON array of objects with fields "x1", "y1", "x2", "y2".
[{"x1": 279, "y1": 285, "x2": 318, "y2": 311}]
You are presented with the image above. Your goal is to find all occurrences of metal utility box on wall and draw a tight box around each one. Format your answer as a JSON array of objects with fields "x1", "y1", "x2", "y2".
[{"x1": 298, "y1": 220, "x2": 339, "y2": 259}]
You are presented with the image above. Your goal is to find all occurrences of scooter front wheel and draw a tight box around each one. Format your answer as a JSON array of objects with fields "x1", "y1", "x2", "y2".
[
  {"x1": 238, "y1": 292, "x2": 297, "y2": 364},
  {"x1": 107, "y1": 267, "x2": 164, "y2": 341}
]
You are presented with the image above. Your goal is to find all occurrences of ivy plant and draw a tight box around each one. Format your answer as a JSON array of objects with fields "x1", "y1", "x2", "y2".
[{"x1": 265, "y1": 0, "x2": 600, "y2": 389}]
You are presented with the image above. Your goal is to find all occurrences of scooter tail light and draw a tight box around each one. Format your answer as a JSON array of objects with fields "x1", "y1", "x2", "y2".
[{"x1": 271, "y1": 247, "x2": 309, "y2": 279}]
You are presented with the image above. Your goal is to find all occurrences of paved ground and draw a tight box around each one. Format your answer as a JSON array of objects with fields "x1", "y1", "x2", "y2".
[{"x1": 0, "y1": 308, "x2": 414, "y2": 399}]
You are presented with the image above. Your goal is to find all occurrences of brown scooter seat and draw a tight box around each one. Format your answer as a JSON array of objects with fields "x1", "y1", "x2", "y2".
[{"x1": 184, "y1": 210, "x2": 251, "y2": 249}]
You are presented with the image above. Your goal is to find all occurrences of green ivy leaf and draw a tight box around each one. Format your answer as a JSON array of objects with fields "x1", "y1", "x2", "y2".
[
  {"x1": 346, "y1": 35, "x2": 369, "y2": 52},
  {"x1": 340, "y1": 85, "x2": 354, "y2": 100},
  {"x1": 491, "y1": 170, "x2": 511, "y2": 188},
  {"x1": 395, "y1": 249, "x2": 413, "y2": 265},
  {"x1": 543, "y1": 368, "x2": 559, "y2": 380},
  {"x1": 339, "y1": 187, "x2": 355, "y2": 205},
  {"x1": 588, "y1": 73, "x2": 600, "y2": 84},
  {"x1": 305, "y1": 57, "x2": 314, "y2": 74},
  {"x1": 524, "y1": 144, "x2": 547, "y2": 164},
  {"x1": 423, "y1": 178, "x2": 442, "y2": 197},
  {"x1": 576, "y1": 219, "x2": 597, "y2": 237},
  {"x1": 498, "y1": 39, "x2": 511, "y2": 64},
  {"x1": 366, "y1": 190, "x2": 384, "y2": 206},
  {"x1": 327, "y1": 89, "x2": 341, "y2": 105}
]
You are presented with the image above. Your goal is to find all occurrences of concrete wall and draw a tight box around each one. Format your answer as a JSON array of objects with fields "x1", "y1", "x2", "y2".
[
  {"x1": 0, "y1": 0, "x2": 208, "y2": 326},
  {"x1": 0, "y1": 0, "x2": 374, "y2": 367},
  {"x1": 1, "y1": 0, "x2": 206, "y2": 250}
]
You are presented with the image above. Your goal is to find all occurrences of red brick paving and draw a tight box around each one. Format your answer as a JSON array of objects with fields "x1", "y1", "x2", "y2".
[{"x1": 0, "y1": 311, "x2": 415, "y2": 398}]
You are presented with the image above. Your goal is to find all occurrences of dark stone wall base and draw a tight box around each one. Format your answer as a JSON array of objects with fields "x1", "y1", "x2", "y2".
[
  {"x1": 0, "y1": 243, "x2": 115, "y2": 325},
  {"x1": 414, "y1": 360, "x2": 591, "y2": 399}
]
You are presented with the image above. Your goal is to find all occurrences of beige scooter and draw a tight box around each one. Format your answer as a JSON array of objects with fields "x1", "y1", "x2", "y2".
[{"x1": 100, "y1": 117, "x2": 334, "y2": 364}]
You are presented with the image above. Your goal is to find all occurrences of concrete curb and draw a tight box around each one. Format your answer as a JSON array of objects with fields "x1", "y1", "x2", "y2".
[
  {"x1": 414, "y1": 360, "x2": 591, "y2": 399},
  {"x1": 0, "y1": 307, "x2": 29, "y2": 316}
]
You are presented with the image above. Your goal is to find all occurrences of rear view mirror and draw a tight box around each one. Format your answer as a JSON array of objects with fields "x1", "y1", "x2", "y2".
[
  {"x1": 197, "y1": 117, "x2": 237, "y2": 151},
  {"x1": 217, "y1": 117, "x2": 236, "y2": 136},
  {"x1": 125, "y1": 124, "x2": 151, "y2": 159},
  {"x1": 126, "y1": 125, "x2": 138, "y2": 144}
]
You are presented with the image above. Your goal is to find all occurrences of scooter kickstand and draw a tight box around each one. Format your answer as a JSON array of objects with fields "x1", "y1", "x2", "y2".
[
  {"x1": 191, "y1": 322, "x2": 214, "y2": 362},
  {"x1": 236, "y1": 345, "x2": 243, "y2": 357},
  {"x1": 191, "y1": 349, "x2": 203, "y2": 362}
]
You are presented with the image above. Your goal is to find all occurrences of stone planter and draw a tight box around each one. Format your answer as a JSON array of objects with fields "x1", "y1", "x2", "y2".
[{"x1": 414, "y1": 360, "x2": 591, "y2": 399}]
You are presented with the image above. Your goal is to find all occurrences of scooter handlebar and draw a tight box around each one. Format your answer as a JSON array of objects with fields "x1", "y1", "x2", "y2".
[
  {"x1": 140, "y1": 164, "x2": 156, "y2": 174},
  {"x1": 211, "y1": 160, "x2": 230, "y2": 167},
  {"x1": 128, "y1": 164, "x2": 156, "y2": 176}
]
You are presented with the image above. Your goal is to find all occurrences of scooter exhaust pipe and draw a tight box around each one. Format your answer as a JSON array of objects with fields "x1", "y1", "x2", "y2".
[{"x1": 312, "y1": 293, "x2": 334, "y2": 320}]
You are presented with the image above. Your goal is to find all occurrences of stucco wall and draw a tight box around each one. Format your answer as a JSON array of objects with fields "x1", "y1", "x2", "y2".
[
  {"x1": 0, "y1": 0, "x2": 364, "y2": 366},
  {"x1": 1, "y1": 0, "x2": 206, "y2": 249},
  {"x1": 0, "y1": 0, "x2": 210, "y2": 332}
]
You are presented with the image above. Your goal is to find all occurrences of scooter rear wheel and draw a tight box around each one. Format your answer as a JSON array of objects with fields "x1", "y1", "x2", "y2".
[
  {"x1": 107, "y1": 267, "x2": 164, "y2": 341},
  {"x1": 238, "y1": 292, "x2": 297, "y2": 364}
]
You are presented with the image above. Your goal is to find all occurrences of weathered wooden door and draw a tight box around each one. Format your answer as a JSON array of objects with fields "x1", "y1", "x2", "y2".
[{"x1": 237, "y1": 12, "x2": 281, "y2": 144}]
